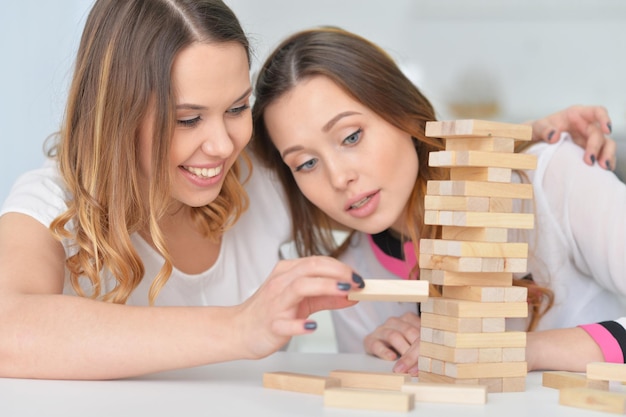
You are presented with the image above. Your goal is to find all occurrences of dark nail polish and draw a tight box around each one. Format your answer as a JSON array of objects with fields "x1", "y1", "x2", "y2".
[
  {"x1": 608, "y1": 122, "x2": 613, "y2": 133},
  {"x1": 352, "y1": 272, "x2": 365, "y2": 288},
  {"x1": 547, "y1": 130, "x2": 555, "y2": 141},
  {"x1": 590, "y1": 155, "x2": 596, "y2": 164},
  {"x1": 337, "y1": 282, "x2": 351, "y2": 291},
  {"x1": 606, "y1": 160, "x2": 612, "y2": 171},
  {"x1": 304, "y1": 321, "x2": 317, "y2": 330}
]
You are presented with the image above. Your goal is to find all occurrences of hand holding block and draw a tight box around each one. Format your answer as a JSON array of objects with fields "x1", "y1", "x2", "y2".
[{"x1": 347, "y1": 279, "x2": 429, "y2": 302}]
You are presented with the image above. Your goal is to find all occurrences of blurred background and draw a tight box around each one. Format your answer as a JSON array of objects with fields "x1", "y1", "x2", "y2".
[
  {"x1": 1, "y1": 0, "x2": 625, "y2": 203},
  {"x1": 1, "y1": 0, "x2": 625, "y2": 353}
]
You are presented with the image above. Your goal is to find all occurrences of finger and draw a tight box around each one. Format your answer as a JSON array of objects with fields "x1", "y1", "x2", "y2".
[
  {"x1": 271, "y1": 318, "x2": 319, "y2": 337},
  {"x1": 597, "y1": 137, "x2": 617, "y2": 171},
  {"x1": 393, "y1": 343, "x2": 421, "y2": 375},
  {"x1": 365, "y1": 337, "x2": 400, "y2": 361},
  {"x1": 577, "y1": 123, "x2": 607, "y2": 166},
  {"x1": 398, "y1": 311, "x2": 421, "y2": 328},
  {"x1": 580, "y1": 105, "x2": 612, "y2": 135},
  {"x1": 530, "y1": 117, "x2": 561, "y2": 144}
]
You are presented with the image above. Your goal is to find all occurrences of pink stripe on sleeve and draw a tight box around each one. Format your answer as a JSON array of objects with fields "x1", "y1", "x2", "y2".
[{"x1": 579, "y1": 323, "x2": 624, "y2": 363}]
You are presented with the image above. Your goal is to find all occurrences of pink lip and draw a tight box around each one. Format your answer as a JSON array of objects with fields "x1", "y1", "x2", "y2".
[{"x1": 345, "y1": 190, "x2": 380, "y2": 219}]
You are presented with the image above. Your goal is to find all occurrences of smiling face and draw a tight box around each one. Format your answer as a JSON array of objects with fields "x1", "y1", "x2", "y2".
[
  {"x1": 138, "y1": 41, "x2": 252, "y2": 209},
  {"x1": 264, "y1": 75, "x2": 419, "y2": 235}
]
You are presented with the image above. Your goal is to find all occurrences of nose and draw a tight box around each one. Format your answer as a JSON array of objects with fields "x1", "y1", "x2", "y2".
[
  {"x1": 200, "y1": 120, "x2": 234, "y2": 158},
  {"x1": 327, "y1": 158, "x2": 357, "y2": 190}
]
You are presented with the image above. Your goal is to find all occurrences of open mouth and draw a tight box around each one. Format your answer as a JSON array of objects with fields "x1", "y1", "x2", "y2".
[
  {"x1": 349, "y1": 194, "x2": 374, "y2": 210},
  {"x1": 182, "y1": 165, "x2": 222, "y2": 179}
]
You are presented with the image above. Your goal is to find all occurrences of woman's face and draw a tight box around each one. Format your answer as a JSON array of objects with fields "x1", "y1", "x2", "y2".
[
  {"x1": 138, "y1": 42, "x2": 252, "y2": 208},
  {"x1": 264, "y1": 75, "x2": 419, "y2": 235}
]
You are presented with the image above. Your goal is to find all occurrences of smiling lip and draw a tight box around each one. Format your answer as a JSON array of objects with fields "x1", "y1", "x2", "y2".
[{"x1": 179, "y1": 163, "x2": 225, "y2": 187}]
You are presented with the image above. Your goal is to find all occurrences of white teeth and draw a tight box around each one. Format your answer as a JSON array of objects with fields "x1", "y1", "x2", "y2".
[
  {"x1": 185, "y1": 165, "x2": 222, "y2": 178},
  {"x1": 350, "y1": 196, "x2": 371, "y2": 209}
]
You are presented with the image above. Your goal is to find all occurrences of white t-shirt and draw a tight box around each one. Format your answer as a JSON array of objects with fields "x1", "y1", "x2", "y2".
[
  {"x1": 0, "y1": 154, "x2": 291, "y2": 307},
  {"x1": 331, "y1": 134, "x2": 626, "y2": 353}
]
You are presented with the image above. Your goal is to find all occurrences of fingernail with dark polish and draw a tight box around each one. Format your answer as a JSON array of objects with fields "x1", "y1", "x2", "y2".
[
  {"x1": 606, "y1": 160, "x2": 612, "y2": 171},
  {"x1": 352, "y1": 272, "x2": 365, "y2": 288},
  {"x1": 608, "y1": 122, "x2": 613, "y2": 133},
  {"x1": 304, "y1": 321, "x2": 317, "y2": 330},
  {"x1": 337, "y1": 282, "x2": 351, "y2": 291},
  {"x1": 590, "y1": 155, "x2": 596, "y2": 164},
  {"x1": 547, "y1": 130, "x2": 555, "y2": 141}
]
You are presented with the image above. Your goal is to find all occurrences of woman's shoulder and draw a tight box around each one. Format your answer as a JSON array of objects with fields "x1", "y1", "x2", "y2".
[{"x1": 0, "y1": 158, "x2": 70, "y2": 227}]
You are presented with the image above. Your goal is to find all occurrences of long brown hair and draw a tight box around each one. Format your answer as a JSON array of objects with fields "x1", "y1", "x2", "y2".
[
  {"x1": 49, "y1": 0, "x2": 251, "y2": 304},
  {"x1": 251, "y1": 27, "x2": 552, "y2": 330}
]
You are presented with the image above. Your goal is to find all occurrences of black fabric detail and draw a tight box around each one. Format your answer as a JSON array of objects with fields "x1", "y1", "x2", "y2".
[
  {"x1": 599, "y1": 321, "x2": 626, "y2": 363},
  {"x1": 370, "y1": 229, "x2": 403, "y2": 260}
]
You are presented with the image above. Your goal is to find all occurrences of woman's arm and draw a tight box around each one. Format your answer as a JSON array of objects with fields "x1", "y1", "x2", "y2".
[{"x1": 0, "y1": 213, "x2": 359, "y2": 380}]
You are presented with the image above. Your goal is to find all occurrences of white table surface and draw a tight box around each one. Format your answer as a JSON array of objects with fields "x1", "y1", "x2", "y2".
[{"x1": 0, "y1": 352, "x2": 619, "y2": 417}]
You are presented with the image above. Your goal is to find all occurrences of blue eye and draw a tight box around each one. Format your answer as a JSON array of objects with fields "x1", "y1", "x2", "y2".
[
  {"x1": 343, "y1": 129, "x2": 362, "y2": 145},
  {"x1": 295, "y1": 158, "x2": 318, "y2": 172},
  {"x1": 177, "y1": 116, "x2": 201, "y2": 127},
  {"x1": 227, "y1": 104, "x2": 250, "y2": 115}
]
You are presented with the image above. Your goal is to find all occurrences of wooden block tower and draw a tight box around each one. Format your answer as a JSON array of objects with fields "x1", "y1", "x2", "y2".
[{"x1": 417, "y1": 119, "x2": 536, "y2": 393}]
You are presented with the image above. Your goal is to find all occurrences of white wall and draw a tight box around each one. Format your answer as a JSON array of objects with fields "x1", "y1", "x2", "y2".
[{"x1": 2, "y1": 0, "x2": 625, "y2": 203}]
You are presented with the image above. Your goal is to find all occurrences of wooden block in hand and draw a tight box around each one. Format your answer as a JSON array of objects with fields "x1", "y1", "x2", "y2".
[
  {"x1": 263, "y1": 371, "x2": 340, "y2": 395},
  {"x1": 401, "y1": 381, "x2": 487, "y2": 404},
  {"x1": 425, "y1": 119, "x2": 532, "y2": 141},
  {"x1": 324, "y1": 388, "x2": 414, "y2": 412},
  {"x1": 347, "y1": 279, "x2": 429, "y2": 302}
]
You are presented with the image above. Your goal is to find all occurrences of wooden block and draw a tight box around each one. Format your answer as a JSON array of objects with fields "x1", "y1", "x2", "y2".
[
  {"x1": 559, "y1": 387, "x2": 626, "y2": 414},
  {"x1": 421, "y1": 269, "x2": 513, "y2": 287},
  {"x1": 424, "y1": 210, "x2": 534, "y2": 229},
  {"x1": 420, "y1": 239, "x2": 528, "y2": 258},
  {"x1": 418, "y1": 371, "x2": 479, "y2": 386},
  {"x1": 418, "y1": 356, "x2": 432, "y2": 373},
  {"x1": 420, "y1": 340, "x2": 479, "y2": 363},
  {"x1": 429, "y1": 150, "x2": 537, "y2": 170},
  {"x1": 501, "y1": 377, "x2": 526, "y2": 392},
  {"x1": 263, "y1": 371, "x2": 340, "y2": 395},
  {"x1": 482, "y1": 318, "x2": 507, "y2": 333},
  {"x1": 445, "y1": 362, "x2": 527, "y2": 379},
  {"x1": 425, "y1": 119, "x2": 532, "y2": 141},
  {"x1": 426, "y1": 180, "x2": 533, "y2": 199},
  {"x1": 401, "y1": 381, "x2": 487, "y2": 404},
  {"x1": 542, "y1": 371, "x2": 609, "y2": 390},
  {"x1": 324, "y1": 388, "x2": 414, "y2": 412},
  {"x1": 419, "y1": 253, "x2": 527, "y2": 273},
  {"x1": 504, "y1": 286, "x2": 528, "y2": 302},
  {"x1": 587, "y1": 362, "x2": 626, "y2": 382},
  {"x1": 421, "y1": 312, "x2": 482, "y2": 333},
  {"x1": 478, "y1": 348, "x2": 503, "y2": 363},
  {"x1": 502, "y1": 347, "x2": 526, "y2": 362},
  {"x1": 420, "y1": 297, "x2": 528, "y2": 318},
  {"x1": 442, "y1": 286, "x2": 505, "y2": 302},
  {"x1": 450, "y1": 167, "x2": 512, "y2": 183},
  {"x1": 441, "y1": 331, "x2": 526, "y2": 349},
  {"x1": 347, "y1": 279, "x2": 429, "y2": 302},
  {"x1": 444, "y1": 136, "x2": 515, "y2": 152},
  {"x1": 442, "y1": 226, "x2": 508, "y2": 242},
  {"x1": 328, "y1": 370, "x2": 411, "y2": 391},
  {"x1": 424, "y1": 196, "x2": 513, "y2": 213}
]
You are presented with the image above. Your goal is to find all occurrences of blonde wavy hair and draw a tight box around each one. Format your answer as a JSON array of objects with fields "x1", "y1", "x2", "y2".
[
  {"x1": 48, "y1": 0, "x2": 251, "y2": 305},
  {"x1": 251, "y1": 27, "x2": 553, "y2": 331}
]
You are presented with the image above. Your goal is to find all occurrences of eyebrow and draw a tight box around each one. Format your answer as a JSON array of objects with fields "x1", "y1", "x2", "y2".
[
  {"x1": 281, "y1": 110, "x2": 361, "y2": 159},
  {"x1": 176, "y1": 86, "x2": 253, "y2": 110},
  {"x1": 322, "y1": 111, "x2": 361, "y2": 132}
]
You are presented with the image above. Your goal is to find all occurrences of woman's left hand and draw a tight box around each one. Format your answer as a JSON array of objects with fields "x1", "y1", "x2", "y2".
[{"x1": 530, "y1": 105, "x2": 616, "y2": 170}]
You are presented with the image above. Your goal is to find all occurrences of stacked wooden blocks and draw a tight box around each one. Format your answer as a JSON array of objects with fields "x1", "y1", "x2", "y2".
[{"x1": 417, "y1": 119, "x2": 536, "y2": 393}]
